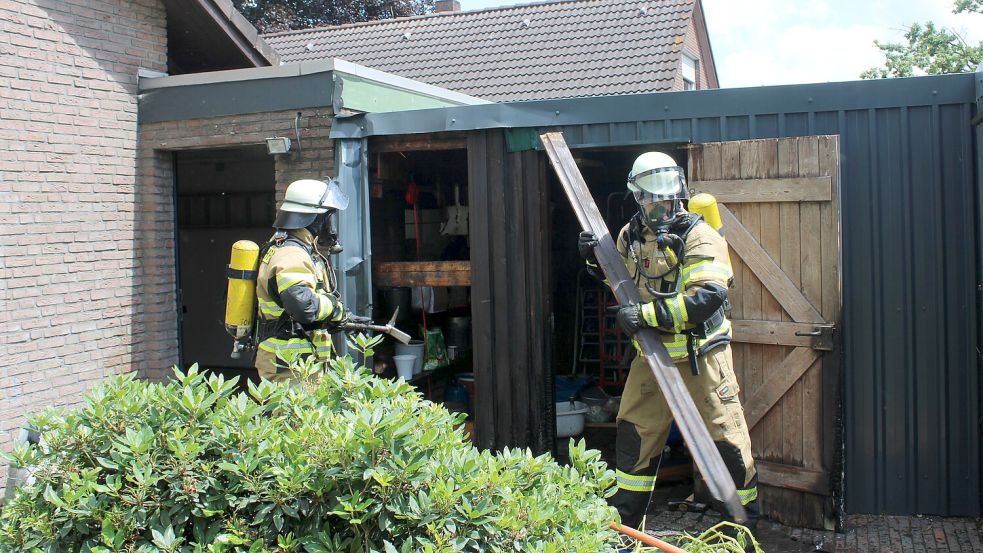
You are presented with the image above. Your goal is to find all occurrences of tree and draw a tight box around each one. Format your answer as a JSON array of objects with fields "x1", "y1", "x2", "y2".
[
  {"x1": 861, "y1": 1, "x2": 983, "y2": 78},
  {"x1": 234, "y1": 0, "x2": 436, "y2": 34}
]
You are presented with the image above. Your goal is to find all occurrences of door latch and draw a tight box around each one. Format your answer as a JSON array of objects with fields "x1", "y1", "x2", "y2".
[{"x1": 795, "y1": 324, "x2": 835, "y2": 351}]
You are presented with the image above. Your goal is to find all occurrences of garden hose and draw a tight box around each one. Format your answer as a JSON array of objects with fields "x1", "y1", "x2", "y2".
[{"x1": 609, "y1": 522, "x2": 688, "y2": 553}]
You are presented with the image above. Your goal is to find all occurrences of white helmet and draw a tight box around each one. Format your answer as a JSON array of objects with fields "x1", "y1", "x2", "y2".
[
  {"x1": 627, "y1": 152, "x2": 688, "y2": 204},
  {"x1": 274, "y1": 178, "x2": 349, "y2": 229}
]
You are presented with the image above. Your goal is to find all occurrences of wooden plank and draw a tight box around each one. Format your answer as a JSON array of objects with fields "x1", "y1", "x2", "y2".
[
  {"x1": 370, "y1": 134, "x2": 466, "y2": 152},
  {"x1": 737, "y1": 141, "x2": 764, "y2": 464},
  {"x1": 799, "y1": 136, "x2": 825, "y2": 477},
  {"x1": 467, "y1": 132, "x2": 495, "y2": 450},
  {"x1": 757, "y1": 461, "x2": 829, "y2": 495},
  {"x1": 744, "y1": 346, "x2": 821, "y2": 429},
  {"x1": 719, "y1": 142, "x2": 746, "y2": 397},
  {"x1": 730, "y1": 319, "x2": 818, "y2": 347},
  {"x1": 759, "y1": 151, "x2": 785, "y2": 467},
  {"x1": 777, "y1": 136, "x2": 805, "y2": 526},
  {"x1": 508, "y1": 148, "x2": 531, "y2": 449},
  {"x1": 817, "y1": 136, "x2": 841, "y2": 528},
  {"x1": 373, "y1": 261, "x2": 471, "y2": 287},
  {"x1": 689, "y1": 177, "x2": 832, "y2": 203},
  {"x1": 488, "y1": 130, "x2": 512, "y2": 448},
  {"x1": 526, "y1": 150, "x2": 552, "y2": 453},
  {"x1": 540, "y1": 131, "x2": 747, "y2": 522},
  {"x1": 719, "y1": 205, "x2": 824, "y2": 324}
]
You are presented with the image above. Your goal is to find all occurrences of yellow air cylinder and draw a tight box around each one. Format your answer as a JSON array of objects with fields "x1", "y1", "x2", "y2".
[
  {"x1": 224, "y1": 240, "x2": 260, "y2": 342},
  {"x1": 689, "y1": 193, "x2": 723, "y2": 233},
  {"x1": 688, "y1": 193, "x2": 733, "y2": 271}
]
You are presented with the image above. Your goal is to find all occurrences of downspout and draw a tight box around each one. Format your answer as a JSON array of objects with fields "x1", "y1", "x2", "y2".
[{"x1": 333, "y1": 138, "x2": 372, "y2": 363}]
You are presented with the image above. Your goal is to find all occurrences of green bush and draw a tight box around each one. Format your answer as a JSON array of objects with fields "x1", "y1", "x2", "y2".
[{"x1": 0, "y1": 350, "x2": 620, "y2": 552}]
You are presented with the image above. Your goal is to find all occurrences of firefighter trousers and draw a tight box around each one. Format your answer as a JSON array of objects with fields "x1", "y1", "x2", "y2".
[{"x1": 609, "y1": 343, "x2": 759, "y2": 530}]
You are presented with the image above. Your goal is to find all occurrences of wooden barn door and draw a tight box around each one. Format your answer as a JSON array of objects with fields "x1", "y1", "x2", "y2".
[{"x1": 688, "y1": 136, "x2": 841, "y2": 529}]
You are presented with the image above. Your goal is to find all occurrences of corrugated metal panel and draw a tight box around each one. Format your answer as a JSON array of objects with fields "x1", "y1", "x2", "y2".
[{"x1": 552, "y1": 95, "x2": 980, "y2": 517}]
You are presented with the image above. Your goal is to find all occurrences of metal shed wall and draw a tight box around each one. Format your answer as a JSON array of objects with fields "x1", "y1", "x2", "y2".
[
  {"x1": 332, "y1": 72, "x2": 981, "y2": 516},
  {"x1": 548, "y1": 83, "x2": 980, "y2": 517}
]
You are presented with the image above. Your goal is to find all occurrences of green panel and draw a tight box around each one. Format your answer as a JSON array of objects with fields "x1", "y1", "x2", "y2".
[
  {"x1": 337, "y1": 74, "x2": 467, "y2": 113},
  {"x1": 505, "y1": 128, "x2": 541, "y2": 152}
]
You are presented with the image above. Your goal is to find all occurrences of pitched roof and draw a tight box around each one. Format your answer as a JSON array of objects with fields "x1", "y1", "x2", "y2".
[
  {"x1": 264, "y1": 0, "x2": 698, "y2": 103},
  {"x1": 164, "y1": 0, "x2": 278, "y2": 73}
]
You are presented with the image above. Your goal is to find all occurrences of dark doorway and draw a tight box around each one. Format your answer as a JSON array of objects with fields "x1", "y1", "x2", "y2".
[{"x1": 174, "y1": 146, "x2": 274, "y2": 379}]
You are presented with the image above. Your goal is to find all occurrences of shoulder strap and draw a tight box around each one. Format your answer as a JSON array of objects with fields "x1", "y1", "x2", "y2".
[{"x1": 672, "y1": 213, "x2": 704, "y2": 243}]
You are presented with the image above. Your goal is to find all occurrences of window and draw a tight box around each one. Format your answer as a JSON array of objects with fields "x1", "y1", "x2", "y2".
[{"x1": 682, "y1": 54, "x2": 698, "y2": 91}]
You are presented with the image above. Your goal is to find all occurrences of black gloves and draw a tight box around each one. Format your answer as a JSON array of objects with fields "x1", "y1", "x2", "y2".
[
  {"x1": 577, "y1": 231, "x2": 599, "y2": 264},
  {"x1": 607, "y1": 303, "x2": 648, "y2": 336},
  {"x1": 578, "y1": 231, "x2": 606, "y2": 281}
]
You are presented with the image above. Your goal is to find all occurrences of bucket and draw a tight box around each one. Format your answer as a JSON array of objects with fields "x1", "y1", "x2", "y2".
[
  {"x1": 579, "y1": 386, "x2": 612, "y2": 423},
  {"x1": 555, "y1": 401, "x2": 588, "y2": 438},
  {"x1": 395, "y1": 340, "x2": 425, "y2": 374},
  {"x1": 554, "y1": 375, "x2": 590, "y2": 403},
  {"x1": 456, "y1": 372, "x2": 475, "y2": 399},
  {"x1": 445, "y1": 316, "x2": 471, "y2": 349},
  {"x1": 384, "y1": 288, "x2": 411, "y2": 321},
  {"x1": 393, "y1": 355, "x2": 416, "y2": 381}
]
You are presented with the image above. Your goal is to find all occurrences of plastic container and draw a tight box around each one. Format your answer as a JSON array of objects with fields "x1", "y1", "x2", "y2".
[
  {"x1": 579, "y1": 386, "x2": 612, "y2": 423},
  {"x1": 444, "y1": 379, "x2": 470, "y2": 414},
  {"x1": 456, "y1": 372, "x2": 475, "y2": 399},
  {"x1": 445, "y1": 316, "x2": 471, "y2": 349},
  {"x1": 555, "y1": 401, "x2": 588, "y2": 438},
  {"x1": 554, "y1": 375, "x2": 590, "y2": 403},
  {"x1": 395, "y1": 340, "x2": 425, "y2": 374},
  {"x1": 393, "y1": 355, "x2": 416, "y2": 381}
]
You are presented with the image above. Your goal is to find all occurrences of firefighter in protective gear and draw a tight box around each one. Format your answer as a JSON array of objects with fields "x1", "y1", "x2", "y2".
[
  {"x1": 578, "y1": 152, "x2": 759, "y2": 531},
  {"x1": 254, "y1": 178, "x2": 350, "y2": 381}
]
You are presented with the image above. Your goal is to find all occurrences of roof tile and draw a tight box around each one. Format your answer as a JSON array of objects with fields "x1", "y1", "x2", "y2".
[{"x1": 265, "y1": 0, "x2": 696, "y2": 102}]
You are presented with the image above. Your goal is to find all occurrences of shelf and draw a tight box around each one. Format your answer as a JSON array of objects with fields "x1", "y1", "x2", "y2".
[
  {"x1": 584, "y1": 421, "x2": 618, "y2": 429},
  {"x1": 375, "y1": 261, "x2": 471, "y2": 287}
]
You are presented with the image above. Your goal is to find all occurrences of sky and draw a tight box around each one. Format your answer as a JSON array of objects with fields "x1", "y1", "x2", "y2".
[{"x1": 456, "y1": 0, "x2": 983, "y2": 88}]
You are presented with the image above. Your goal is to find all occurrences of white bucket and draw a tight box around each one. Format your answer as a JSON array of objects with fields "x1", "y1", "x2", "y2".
[
  {"x1": 393, "y1": 355, "x2": 416, "y2": 381},
  {"x1": 395, "y1": 340, "x2": 425, "y2": 374},
  {"x1": 555, "y1": 401, "x2": 589, "y2": 438}
]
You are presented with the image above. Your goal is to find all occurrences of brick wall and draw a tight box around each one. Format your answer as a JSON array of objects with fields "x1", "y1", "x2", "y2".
[
  {"x1": 0, "y1": 0, "x2": 166, "y2": 485},
  {"x1": 673, "y1": 9, "x2": 714, "y2": 91},
  {"x1": 136, "y1": 108, "x2": 336, "y2": 381}
]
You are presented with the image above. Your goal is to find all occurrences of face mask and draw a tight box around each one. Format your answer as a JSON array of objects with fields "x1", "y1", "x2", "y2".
[{"x1": 643, "y1": 202, "x2": 672, "y2": 223}]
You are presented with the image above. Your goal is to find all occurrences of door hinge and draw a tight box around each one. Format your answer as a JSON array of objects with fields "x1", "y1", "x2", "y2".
[{"x1": 795, "y1": 324, "x2": 835, "y2": 351}]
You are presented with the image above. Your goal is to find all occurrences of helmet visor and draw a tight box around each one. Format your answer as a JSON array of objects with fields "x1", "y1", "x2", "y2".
[
  {"x1": 320, "y1": 179, "x2": 349, "y2": 211},
  {"x1": 628, "y1": 166, "x2": 687, "y2": 200}
]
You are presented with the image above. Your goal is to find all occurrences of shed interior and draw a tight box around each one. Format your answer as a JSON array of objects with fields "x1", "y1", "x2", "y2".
[
  {"x1": 365, "y1": 135, "x2": 695, "y2": 466},
  {"x1": 366, "y1": 139, "x2": 477, "y2": 432}
]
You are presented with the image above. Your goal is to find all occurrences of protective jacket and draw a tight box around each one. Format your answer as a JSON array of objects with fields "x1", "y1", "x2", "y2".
[
  {"x1": 616, "y1": 214, "x2": 733, "y2": 363},
  {"x1": 254, "y1": 228, "x2": 343, "y2": 379}
]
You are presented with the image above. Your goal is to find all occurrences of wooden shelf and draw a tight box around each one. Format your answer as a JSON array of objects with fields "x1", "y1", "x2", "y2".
[{"x1": 375, "y1": 261, "x2": 471, "y2": 287}]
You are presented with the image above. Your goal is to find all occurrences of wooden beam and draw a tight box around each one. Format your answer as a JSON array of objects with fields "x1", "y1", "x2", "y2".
[
  {"x1": 689, "y1": 177, "x2": 832, "y2": 203},
  {"x1": 744, "y1": 346, "x2": 821, "y2": 429},
  {"x1": 373, "y1": 261, "x2": 471, "y2": 287},
  {"x1": 540, "y1": 131, "x2": 747, "y2": 523},
  {"x1": 756, "y1": 461, "x2": 829, "y2": 495},
  {"x1": 731, "y1": 320, "x2": 820, "y2": 347},
  {"x1": 720, "y1": 205, "x2": 824, "y2": 324},
  {"x1": 370, "y1": 135, "x2": 466, "y2": 153}
]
